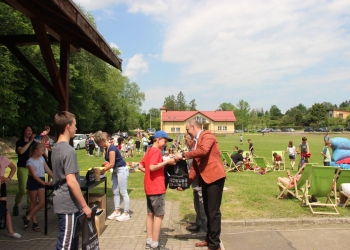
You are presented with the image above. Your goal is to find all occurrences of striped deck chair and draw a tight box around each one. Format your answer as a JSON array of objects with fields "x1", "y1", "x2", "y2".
[
  {"x1": 254, "y1": 157, "x2": 273, "y2": 173},
  {"x1": 300, "y1": 166, "x2": 340, "y2": 215},
  {"x1": 277, "y1": 163, "x2": 312, "y2": 200}
]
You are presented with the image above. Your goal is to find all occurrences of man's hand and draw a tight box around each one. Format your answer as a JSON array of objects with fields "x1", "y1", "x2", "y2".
[
  {"x1": 174, "y1": 153, "x2": 183, "y2": 160},
  {"x1": 82, "y1": 205, "x2": 92, "y2": 218}
]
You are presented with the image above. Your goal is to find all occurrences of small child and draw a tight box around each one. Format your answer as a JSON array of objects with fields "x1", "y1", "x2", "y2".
[
  {"x1": 139, "y1": 131, "x2": 176, "y2": 250},
  {"x1": 135, "y1": 138, "x2": 141, "y2": 156},
  {"x1": 22, "y1": 142, "x2": 53, "y2": 232},
  {"x1": 244, "y1": 152, "x2": 251, "y2": 170},
  {"x1": 273, "y1": 152, "x2": 282, "y2": 171},
  {"x1": 321, "y1": 142, "x2": 331, "y2": 166}
]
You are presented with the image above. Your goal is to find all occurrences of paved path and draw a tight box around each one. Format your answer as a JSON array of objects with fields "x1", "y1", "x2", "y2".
[{"x1": 1, "y1": 196, "x2": 350, "y2": 249}]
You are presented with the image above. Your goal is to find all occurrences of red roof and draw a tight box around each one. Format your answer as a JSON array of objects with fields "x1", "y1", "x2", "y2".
[{"x1": 161, "y1": 110, "x2": 236, "y2": 122}]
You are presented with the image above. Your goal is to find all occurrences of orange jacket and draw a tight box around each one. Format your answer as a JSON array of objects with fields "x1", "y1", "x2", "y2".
[{"x1": 185, "y1": 130, "x2": 226, "y2": 185}]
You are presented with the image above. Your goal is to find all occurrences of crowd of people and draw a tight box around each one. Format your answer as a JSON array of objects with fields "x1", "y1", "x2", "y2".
[{"x1": 0, "y1": 116, "x2": 340, "y2": 250}]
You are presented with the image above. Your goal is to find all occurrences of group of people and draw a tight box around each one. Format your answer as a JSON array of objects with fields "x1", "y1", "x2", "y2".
[
  {"x1": 137, "y1": 119, "x2": 225, "y2": 250},
  {"x1": 0, "y1": 125, "x2": 54, "y2": 239}
]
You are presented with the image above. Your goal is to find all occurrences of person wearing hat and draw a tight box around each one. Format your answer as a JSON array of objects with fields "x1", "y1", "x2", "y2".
[
  {"x1": 174, "y1": 119, "x2": 226, "y2": 250},
  {"x1": 297, "y1": 137, "x2": 310, "y2": 169},
  {"x1": 139, "y1": 130, "x2": 176, "y2": 250}
]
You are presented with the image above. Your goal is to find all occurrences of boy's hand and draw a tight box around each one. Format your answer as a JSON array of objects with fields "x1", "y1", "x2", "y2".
[
  {"x1": 82, "y1": 205, "x2": 92, "y2": 218},
  {"x1": 176, "y1": 187, "x2": 184, "y2": 191},
  {"x1": 167, "y1": 158, "x2": 177, "y2": 165}
]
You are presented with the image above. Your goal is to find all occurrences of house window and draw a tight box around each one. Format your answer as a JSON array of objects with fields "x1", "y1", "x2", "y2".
[
  {"x1": 223, "y1": 126, "x2": 227, "y2": 131},
  {"x1": 176, "y1": 127, "x2": 180, "y2": 132},
  {"x1": 329, "y1": 114, "x2": 332, "y2": 117},
  {"x1": 171, "y1": 127, "x2": 175, "y2": 132},
  {"x1": 218, "y1": 126, "x2": 222, "y2": 131},
  {"x1": 196, "y1": 116, "x2": 206, "y2": 124},
  {"x1": 339, "y1": 114, "x2": 343, "y2": 119}
]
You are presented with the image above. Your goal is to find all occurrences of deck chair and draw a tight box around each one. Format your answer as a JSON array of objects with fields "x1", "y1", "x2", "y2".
[
  {"x1": 335, "y1": 169, "x2": 350, "y2": 207},
  {"x1": 220, "y1": 150, "x2": 229, "y2": 166},
  {"x1": 254, "y1": 157, "x2": 273, "y2": 173},
  {"x1": 277, "y1": 163, "x2": 312, "y2": 200},
  {"x1": 222, "y1": 152, "x2": 242, "y2": 173},
  {"x1": 300, "y1": 166, "x2": 340, "y2": 215},
  {"x1": 271, "y1": 151, "x2": 286, "y2": 171}
]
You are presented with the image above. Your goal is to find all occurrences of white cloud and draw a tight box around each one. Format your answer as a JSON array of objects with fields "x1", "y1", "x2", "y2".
[
  {"x1": 124, "y1": 54, "x2": 149, "y2": 79},
  {"x1": 75, "y1": 0, "x2": 350, "y2": 112},
  {"x1": 109, "y1": 42, "x2": 121, "y2": 52}
]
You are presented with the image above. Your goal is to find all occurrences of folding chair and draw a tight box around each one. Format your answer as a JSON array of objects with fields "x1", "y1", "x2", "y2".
[
  {"x1": 271, "y1": 151, "x2": 286, "y2": 171},
  {"x1": 254, "y1": 157, "x2": 273, "y2": 173},
  {"x1": 277, "y1": 163, "x2": 312, "y2": 200},
  {"x1": 335, "y1": 169, "x2": 350, "y2": 207},
  {"x1": 300, "y1": 166, "x2": 340, "y2": 215},
  {"x1": 222, "y1": 152, "x2": 242, "y2": 173}
]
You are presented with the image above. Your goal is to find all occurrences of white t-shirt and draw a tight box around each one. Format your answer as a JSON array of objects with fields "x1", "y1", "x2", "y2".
[
  {"x1": 287, "y1": 146, "x2": 296, "y2": 155},
  {"x1": 26, "y1": 156, "x2": 46, "y2": 177}
]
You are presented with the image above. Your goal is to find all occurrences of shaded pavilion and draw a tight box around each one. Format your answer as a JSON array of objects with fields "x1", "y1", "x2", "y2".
[{"x1": 0, "y1": 0, "x2": 122, "y2": 111}]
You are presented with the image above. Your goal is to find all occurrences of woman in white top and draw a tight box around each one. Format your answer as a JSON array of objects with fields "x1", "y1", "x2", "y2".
[{"x1": 286, "y1": 141, "x2": 296, "y2": 170}]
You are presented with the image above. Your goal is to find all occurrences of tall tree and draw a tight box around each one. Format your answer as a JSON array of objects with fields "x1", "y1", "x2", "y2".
[
  {"x1": 163, "y1": 95, "x2": 176, "y2": 110},
  {"x1": 176, "y1": 91, "x2": 187, "y2": 111}
]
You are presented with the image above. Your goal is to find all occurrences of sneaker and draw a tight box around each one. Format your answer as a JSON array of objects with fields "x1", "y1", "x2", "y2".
[
  {"x1": 145, "y1": 243, "x2": 151, "y2": 249},
  {"x1": 116, "y1": 213, "x2": 130, "y2": 221},
  {"x1": 107, "y1": 211, "x2": 121, "y2": 220},
  {"x1": 150, "y1": 245, "x2": 169, "y2": 250},
  {"x1": 7, "y1": 233, "x2": 21, "y2": 239},
  {"x1": 13, "y1": 206, "x2": 19, "y2": 216}
]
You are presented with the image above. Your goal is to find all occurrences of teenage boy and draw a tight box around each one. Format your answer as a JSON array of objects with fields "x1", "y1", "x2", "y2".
[
  {"x1": 139, "y1": 131, "x2": 176, "y2": 250},
  {"x1": 51, "y1": 111, "x2": 91, "y2": 250}
]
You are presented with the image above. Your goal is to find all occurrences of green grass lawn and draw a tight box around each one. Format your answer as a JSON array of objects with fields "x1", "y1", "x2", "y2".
[{"x1": 4, "y1": 132, "x2": 350, "y2": 220}]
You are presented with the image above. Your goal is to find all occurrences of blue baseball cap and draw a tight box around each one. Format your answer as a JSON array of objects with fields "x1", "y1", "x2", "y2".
[{"x1": 154, "y1": 130, "x2": 173, "y2": 142}]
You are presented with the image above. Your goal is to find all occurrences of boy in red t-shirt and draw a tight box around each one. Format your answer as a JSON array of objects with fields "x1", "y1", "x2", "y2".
[
  {"x1": 273, "y1": 152, "x2": 282, "y2": 171},
  {"x1": 139, "y1": 131, "x2": 176, "y2": 250}
]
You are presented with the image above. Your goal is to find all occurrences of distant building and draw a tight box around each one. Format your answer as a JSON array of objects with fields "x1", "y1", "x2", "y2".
[
  {"x1": 327, "y1": 109, "x2": 350, "y2": 120},
  {"x1": 160, "y1": 107, "x2": 236, "y2": 134}
]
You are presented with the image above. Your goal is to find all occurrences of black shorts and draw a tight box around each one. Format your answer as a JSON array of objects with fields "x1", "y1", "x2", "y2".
[
  {"x1": 0, "y1": 183, "x2": 6, "y2": 198},
  {"x1": 27, "y1": 175, "x2": 45, "y2": 191}
]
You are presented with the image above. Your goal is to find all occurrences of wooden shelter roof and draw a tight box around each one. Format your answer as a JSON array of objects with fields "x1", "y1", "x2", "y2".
[{"x1": 0, "y1": 0, "x2": 122, "y2": 111}]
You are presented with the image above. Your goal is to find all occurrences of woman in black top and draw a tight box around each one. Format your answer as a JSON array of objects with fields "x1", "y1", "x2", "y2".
[{"x1": 13, "y1": 125, "x2": 35, "y2": 216}]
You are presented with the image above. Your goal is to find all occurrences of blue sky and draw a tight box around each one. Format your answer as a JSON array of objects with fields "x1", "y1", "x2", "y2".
[{"x1": 74, "y1": 0, "x2": 350, "y2": 113}]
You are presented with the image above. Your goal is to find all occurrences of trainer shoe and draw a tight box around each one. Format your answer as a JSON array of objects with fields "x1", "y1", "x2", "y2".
[
  {"x1": 7, "y1": 233, "x2": 21, "y2": 239},
  {"x1": 116, "y1": 213, "x2": 130, "y2": 221},
  {"x1": 107, "y1": 211, "x2": 121, "y2": 220},
  {"x1": 150, "y1": 245, "x2": 169, "y2": 250}
]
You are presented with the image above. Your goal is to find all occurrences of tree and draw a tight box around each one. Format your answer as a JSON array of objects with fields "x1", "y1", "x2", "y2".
[
  {"x1": 163, "y1": 95, "x2": 176, "y2": 110},
  {"x1": 188, "y1": 99, "x2": 197, "y2": 110},
  {"x1": 163, "y1": 92, "x2": 196, "y2": 111},
  {"x1": 295, "y1": 103, "x2": 307, "y2": 114},
  {"x1": 307, "y1": 103, "x2": 327, "y2": 125},
  {"x1": 219, "y1": 102, "x2": 235, "y2": 111},
  {"x1": 269, "y1": 105, "x2": 283, "y2": 120},
  {"x1": 234, "y1": 100, "x2": 250, "y2": 129},
  {"x1": 176, "y1": 91, "x2": 187, "y2": 111},
  {"x1": 322, "y1": 102, "x2": 337, "y2": 110}
]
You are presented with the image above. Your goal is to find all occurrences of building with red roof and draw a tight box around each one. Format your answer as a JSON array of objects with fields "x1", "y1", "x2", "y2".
[{"x1": 160, "y1": 107, "x2": 236, "y2": 134}]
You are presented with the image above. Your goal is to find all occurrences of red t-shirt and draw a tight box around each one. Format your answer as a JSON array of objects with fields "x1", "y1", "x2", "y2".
[
  {"x1": 140, "y1": 147, "x2": 166, "y2": 195},
  {"x1": 274, "y1": 155, "x2": 282, "y2": 161}
]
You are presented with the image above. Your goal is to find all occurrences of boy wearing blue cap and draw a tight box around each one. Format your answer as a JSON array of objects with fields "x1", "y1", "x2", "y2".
[{"x1": 139, "y1": 130, "x2": 176, "y2": 250}]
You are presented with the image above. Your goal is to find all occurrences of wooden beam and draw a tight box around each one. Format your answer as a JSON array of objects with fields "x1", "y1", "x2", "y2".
[
  {"x1": 59, "y1": 40, "x2": 70, "y2": 111},
  {"x1": 31, "y1": 19, "x2": 65, "y2": 103},
  {"x1": 5, "y1": 44, "x2": 55, "y2": 97},
  {"x1": 0, "y1": 34, "x2": 59, "y2": 46}
]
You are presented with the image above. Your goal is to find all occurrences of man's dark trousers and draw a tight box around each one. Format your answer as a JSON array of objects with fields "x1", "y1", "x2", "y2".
[{"x1": 202, "y1": 177, "x2": 225, "y2": 250}]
